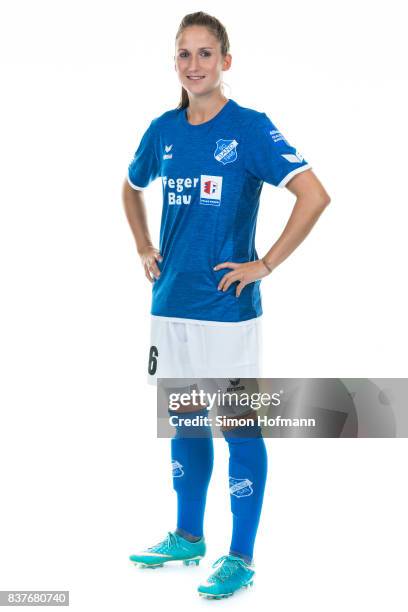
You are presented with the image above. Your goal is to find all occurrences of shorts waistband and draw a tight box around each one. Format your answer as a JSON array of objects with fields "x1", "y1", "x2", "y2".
[{"x1": 151, "y1": 314, "x2": 262, "y2": 327}]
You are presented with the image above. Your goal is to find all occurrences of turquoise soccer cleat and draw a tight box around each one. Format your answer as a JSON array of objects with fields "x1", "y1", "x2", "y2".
[
  {"x1": 129, "y1": 531, "x2": 205, "y2": 569},
  {"x1": 197, "y1": 554, "x2": 255, "y2": 599}
]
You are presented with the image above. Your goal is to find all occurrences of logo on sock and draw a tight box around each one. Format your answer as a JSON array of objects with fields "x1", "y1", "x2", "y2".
[
  {"x1": 229, "y1": 477, "x2": 253, "y2": 497},
  {"x1": 172, "y1": 460, "x2": 184, "y2": 478}
]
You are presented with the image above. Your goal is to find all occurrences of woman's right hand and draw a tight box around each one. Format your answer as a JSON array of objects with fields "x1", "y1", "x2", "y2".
[{"x1": 139, "y1": 245, "x2": 163, "y2": 283}]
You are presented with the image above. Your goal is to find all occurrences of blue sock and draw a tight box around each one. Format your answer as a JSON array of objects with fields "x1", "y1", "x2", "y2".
[
  {"x1": 169, "y1": 408, "x2": 214, "y2": 539},
  {"x1": 223, "y1": 422, "x2": 268, "y2": 563}
]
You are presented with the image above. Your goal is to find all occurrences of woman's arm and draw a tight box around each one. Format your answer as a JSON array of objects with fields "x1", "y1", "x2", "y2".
[
  {"x1": 261, "y1": 169, "x2": 331, "y2": 272},
  {"x1": 122, "y1": 179, "x2": 162, "y2": 282},
  {"x1": 215, "y1": 169, "x2": 331, "y2": 296}
]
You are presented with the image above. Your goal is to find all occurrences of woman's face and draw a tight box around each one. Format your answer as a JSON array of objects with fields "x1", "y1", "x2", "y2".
[{"x1": 174, "y1": 25, "x2": 231, "y2": 97}]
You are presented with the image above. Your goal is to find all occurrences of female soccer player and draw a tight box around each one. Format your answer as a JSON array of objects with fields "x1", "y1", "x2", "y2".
[{"x1": 123, "y1": 11, "x2": 330, "y2": 599}]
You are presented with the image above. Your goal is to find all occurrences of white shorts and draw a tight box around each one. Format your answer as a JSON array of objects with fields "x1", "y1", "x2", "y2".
[{"x1": 147, "y1": 315, "x2": 263, "y2": 385}]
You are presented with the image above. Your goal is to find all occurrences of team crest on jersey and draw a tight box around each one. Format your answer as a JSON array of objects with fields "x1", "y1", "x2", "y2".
[
  {"x1": 172, "y1": 460, "x2": 184, "y2": 478},
  {"x1": 229, "y1": 477, "x2": 253, "y2": 498},
  {"x1": 214, "y1": 139, "x2": 239, "y2": 165},
  {"x1": 200, "y1": 175, "x2": 223, "y2": 206}
]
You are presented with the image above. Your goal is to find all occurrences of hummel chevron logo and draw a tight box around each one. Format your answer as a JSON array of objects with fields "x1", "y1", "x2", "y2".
[
  {"x1": 165, "y1": 144, "x2": 173, "y2": 152},
  {"x1": 281, "y1": 151, "x2": 304, "y2": 163}
]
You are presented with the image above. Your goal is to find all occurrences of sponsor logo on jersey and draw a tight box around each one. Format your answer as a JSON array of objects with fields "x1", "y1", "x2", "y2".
[
  {"x1": 281, "y1": 151, "x2": 304, "y2": 163},
  {"x1": 204, "y1": 181, "x2": 217, "y2": 195},
  {"x1": 270, "y1": 129, "x2": 290, "y2": 145},
  {"x1": 163, "y1": 144, "x2": 173, "y2": 160},
  {"x1": 200, "y1": 175, "x2": 223, "y2": 206},
  {"x1": 162, "y1": 176, "x2": 200, "y2": 205},
  {"x1": 229, "y1": 477, "x2": 253, "y2": 498},
  {"x1": 172, "y1": 460, "x2": 184, "y2": 478},
  {"x1": 214, "y1": 139, "x2": 239, "y2": 165},
  {"x1": 162, "y1": 175, "x2": 223, "y2": 206}
]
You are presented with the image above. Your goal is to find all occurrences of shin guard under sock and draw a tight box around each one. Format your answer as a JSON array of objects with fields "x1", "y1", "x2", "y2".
[
  {"x1": 169, "y1": 407, "x2": 214, "y2": 539},
  {"x1": 223, "y1": 422, "x2": 268, "y2": 563}
]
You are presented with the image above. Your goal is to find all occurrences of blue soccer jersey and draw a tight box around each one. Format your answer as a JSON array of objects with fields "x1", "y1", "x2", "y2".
[{"x1": 127, "y1": 98, "x2": 311, "y2": 323}]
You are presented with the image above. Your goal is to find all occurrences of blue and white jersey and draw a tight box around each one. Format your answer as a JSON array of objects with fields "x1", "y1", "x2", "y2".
[{"x1": 128, "y1": 98, "x2": 311, "y2": 323}]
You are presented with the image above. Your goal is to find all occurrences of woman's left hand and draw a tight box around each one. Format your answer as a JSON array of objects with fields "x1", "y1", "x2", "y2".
[{"x1": 213, "y1": 259, "x2": 272, "y2": 298}]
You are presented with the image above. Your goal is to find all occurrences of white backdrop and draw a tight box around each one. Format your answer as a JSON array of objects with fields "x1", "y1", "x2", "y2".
[{"x1": 0, "y1": 1, "x2": 407, "y2": 610}]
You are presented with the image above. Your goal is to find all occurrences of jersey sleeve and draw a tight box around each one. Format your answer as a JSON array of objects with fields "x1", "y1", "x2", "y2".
[
  {"x1": 127, "y1": 119, "x2": 160, "y2": 190},
  {"x1": 244, "y1": 112, "x2": 311, "y2": 188}
]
